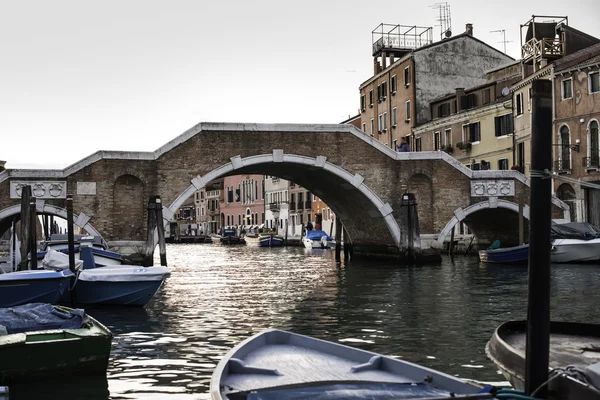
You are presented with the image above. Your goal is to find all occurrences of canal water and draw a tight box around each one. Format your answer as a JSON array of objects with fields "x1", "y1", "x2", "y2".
[{"x1": 9, "y1": 242, "x2": 600, "y2": 399}]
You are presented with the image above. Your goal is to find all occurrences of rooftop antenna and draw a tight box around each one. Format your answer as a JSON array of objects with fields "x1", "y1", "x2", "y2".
[
  {"x1": 490, "y1": 29, "x2": 512, "y2": 54},
  {"x1": 430, "y1": 2, "x2": 452, "y2": 40}
]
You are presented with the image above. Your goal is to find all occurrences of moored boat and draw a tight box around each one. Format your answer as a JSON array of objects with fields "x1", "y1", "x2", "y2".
[
  {"x1": 478, "y1": 244, "x2": 529, "y2": 264},
  {"x1": 220, "y1": 228, "x2": 246, "y2": 245},
  {"x1": 211, "y1": 329, "x2": 489, "y2": 400},
  {"x1": 0, "y1": 269, "x2": 74, "y2": 307},
  {"x1": 0, "y1": 303, "x2": 112, "y2": 385},
  {"x1": 485, "y1": 320, "x2": 600, "y2": 393},
  {"x1": 258, "y1": 232, "x2": 284, "y2": 247},
  {"x1": 302, "y1": 229, "x2": 334, "y2": 249}
]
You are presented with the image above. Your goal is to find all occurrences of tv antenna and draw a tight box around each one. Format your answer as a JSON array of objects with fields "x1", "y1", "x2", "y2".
[
  {"x1": 490, "y1": 29, "x2": 512, "y2": 54},
  {"x1": 430, "y1": 2, "x2": 452, "y2": 40}
]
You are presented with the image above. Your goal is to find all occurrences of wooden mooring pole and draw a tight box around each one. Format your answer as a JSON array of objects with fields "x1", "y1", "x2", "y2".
[
  {"x1": 155, "y1": 197, "x2": 167, "y2": 267},
  {"x1": 335, "y1": 218, "x2": 342, "y2": 261},
  {"x1": 524, "y1": 79, "x2": 552, "y2": 398},
  {"x1": 144, "y1": 198, "x2": 157, "y2": 266},
  {"x1": 19, "y1": 185, "x2": 31, "y2": 271},
  {"x1": 66, "y1": 194, "x2": 77, "y2": 306},
  {"x1": 29, "y1": 199, "x2": 37, "y2": 270}
]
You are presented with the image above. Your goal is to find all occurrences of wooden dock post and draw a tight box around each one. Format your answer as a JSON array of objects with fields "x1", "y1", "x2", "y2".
[
  {"x1": 399, "y1": 193, "x2": 422, "y2": 263},
  {"x1": 335, "y1": 218, "x2": 342, "y2": 261},
  {"x1": 284, "y1": 219, "x2": 288, "y2": 245},
  {"x1": 449, "y1": 226, "x2": 455, "y2": 256},
  {"x1": 66, "y1": 194, "x2": 77, "y2": 306},
  {"x1": 155, "y1": 197, "x2": 167, "y2": 267},
  {"x1": 519, "y1": 203, "x2": 525, "y2": 245},
  {"x1": 342, "y1": 227, "x2": 349, "y2": 260},
  {"x1": 29, "y1": 199, "x2": 37, "y2": 270},
  {"x1": 524, "y1": 79, "x2": 552, "y2": 397},
  {"x1": 144, "y1": 197, "x2": 157, "y2": 266},
  {"x1": 19, "y1": 185, "x2": 31, "y2": 271}
]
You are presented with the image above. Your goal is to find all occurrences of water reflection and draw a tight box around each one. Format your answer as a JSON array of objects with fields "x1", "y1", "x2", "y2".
[{"x1": 12, "y1": 243, "x2": 600, "y2": 398}]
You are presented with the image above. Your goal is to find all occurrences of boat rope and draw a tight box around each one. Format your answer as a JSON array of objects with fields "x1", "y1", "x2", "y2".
[{"x1": 529, "y1": 365, "x2": 591, "y2": 398}]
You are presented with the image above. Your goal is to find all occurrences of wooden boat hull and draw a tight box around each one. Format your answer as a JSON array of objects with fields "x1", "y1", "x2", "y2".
[
  {"x1": 0, "y1": 305, "x2": 112, "y2": 385},
  {"x1": 486, "y1": 320, "x2": 600, "y2": 391},
  {"x1": 258, "y1": 234, "x2": 284, "y2": 247},
  {"x1": 211, "y1": 329, "x2": 485, "y2": 400},
  {"x1": 478, "y1": 244, "x2": 529, "y2": 264}
]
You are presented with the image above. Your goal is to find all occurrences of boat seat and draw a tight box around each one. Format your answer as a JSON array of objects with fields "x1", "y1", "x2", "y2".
[{"x1": 228, "y1": 358, "x2": 282, "y2": 376}]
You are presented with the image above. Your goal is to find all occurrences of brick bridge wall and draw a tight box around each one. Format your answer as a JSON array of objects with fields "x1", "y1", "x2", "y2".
[{"x1": 0, "y1": 123, "x2": 569, "y2": 258}]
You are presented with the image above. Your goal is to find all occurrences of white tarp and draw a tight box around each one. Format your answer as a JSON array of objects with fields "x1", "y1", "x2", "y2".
[
  {"x1": 78, "y1": 265, "x2": 169, "y2": 282},
  {"x1": 42, "y1": 248, "x2": 84, "y2": 271}
]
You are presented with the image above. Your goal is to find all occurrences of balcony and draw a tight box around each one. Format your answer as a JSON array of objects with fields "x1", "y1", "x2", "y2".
[
  {"x1": 269, "y1": 202, "x2": 280, "y2": 211},
  {"x1": 554, "y1": 159, "x2": 571, "y2": 173},
  {"x1": 304, "y1": 201, "x2": 312, "y2": 209},
  {"x1": 583, "y1": 156, "x2": 600, "y2": 170},
  {"x1": 289, "y1": 203, "x2": 296, "y2": 211},
  {"x1": 296, "y1": 202, "x2": 302, "y2": 211}
]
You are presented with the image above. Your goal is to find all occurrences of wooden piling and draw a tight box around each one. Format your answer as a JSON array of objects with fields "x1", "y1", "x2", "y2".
[
  {"x1": 343, "y1": 227, "x2": 349, "y2": 260},
  {"x1": 524, "y1": 80, "x2": 552, "y2": 397},
  {"x1": 145, "y1": 197, "x2": 157, "y2": 266},
  {"x1": 66, "y1": 194, "x2": 77, "y2": 307},
  {"x1": 519, "y1": 203, "x2": 525, "y2": 245},
  {"x1": 284, "y1": 219, "x2": 288, "y2": 245},
  {"x1": 29, "y1": 199, "x2": 37, "y2": 270},
  {"x1": 335, "y1": 218, "x2": 342, "y2": 261},
  {"x1": 155, "y1": 197, "x2": 167, "y2": 267},
  {"x1": 449, "y1": 227, "x2": 455, "y2": 256},
  {"x1": 19, "y1": 185, "x2": 31, "y2": 271}
]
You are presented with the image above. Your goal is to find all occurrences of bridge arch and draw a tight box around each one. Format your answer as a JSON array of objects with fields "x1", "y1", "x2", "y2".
[
  {"x1": 436, "y1": 199, "x2": 531, "y2": 247},
  {"x1": 0, "y1": 202, "x2": 102, "y2": 237},
  {"x1": 155, "y1": 151, "x2": 401, "y2": 250}
]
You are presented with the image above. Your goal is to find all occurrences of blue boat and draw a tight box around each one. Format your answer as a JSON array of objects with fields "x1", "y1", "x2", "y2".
[
  {"x1": 478, "y1": 240, "x2": 529, "y2": 264},
  {"x1": 35, "y1": 234, "x2": 123, "y2": 268},
  {"x1": 43, "y1": 246, "x2": 169, "y2": 307},
  {"x1": 0, "y1": 269, "x2": 74, "y2": 307},
  {"x1": 258, "y1": 233, "x2": 284, "y2": 247},
  {"x1": 210, "y1": 329, "x2": 490, "y2": 400},
  {"x1": 220, "y1": 228, "x2": 246, "y2": 245}
]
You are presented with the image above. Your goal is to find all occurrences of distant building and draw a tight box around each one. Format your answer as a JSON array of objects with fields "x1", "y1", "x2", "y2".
[
  {"x1": 264, "y1": 175, "x2": 289, "y2": 231},
  {"x1": 220, "y1": 175, "x2": 265, "y2": 228},
  {"x1": 358, "y1": 23, "x2": 513, "y2": 150},
  {"x1": 194, "y1": 178, "x2": 223, "y2": 234}
]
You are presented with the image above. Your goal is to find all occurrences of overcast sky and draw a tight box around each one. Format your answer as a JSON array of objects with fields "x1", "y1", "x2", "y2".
[{"x1": 2, "y1": 0, "x2": 599, "y2": 169}]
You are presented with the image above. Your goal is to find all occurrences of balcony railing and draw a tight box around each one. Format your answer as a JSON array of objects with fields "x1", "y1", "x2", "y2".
[
  {"x1": 289, "y1": 203, "x2": 296, "y2": 211},
  {"x1": 583, "y1": 156, "x2": 600, "y2": 169},
  {"x1": 297, "y1": 202, "x2": 303, "y2": 210},
  {"x1": 269, "y1": 202, "x2": 280, "y2": 211},
  {"x1": 554, "y1": 159, "x2": 571, "y2": 172},
  {"x1": 304, "y1": 201, "x2": 312, "y2": 209}
]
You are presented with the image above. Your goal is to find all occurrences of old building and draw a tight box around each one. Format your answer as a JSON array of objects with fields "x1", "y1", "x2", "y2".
[
  {"x1": 194, "y1": 179, "x2": 223, "y2": 234},
  {"x1": 551, "y1": 42, "x2": 600, "y2": 223},
  {"x1": 412, "y1": 62, "x2": 521, "y2": 169},
  {"x1": 288, "y1": 182, "x2": 311, "y2": 228},
  {"x1": 264, "y1": 175, "x2": 289, "y2": 231},
  {"x1": 220, "y1": 174, "x2": 265, "y2": 229},
  {"x1": 358, "y1": 23, "x2": 513, "y2": 150}
]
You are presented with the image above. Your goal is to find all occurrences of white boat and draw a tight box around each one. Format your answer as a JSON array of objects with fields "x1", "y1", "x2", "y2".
[
  {"x1": 550, "y1": 222, "x2": 600, "y2": 263},
  {"x1": 36, "y1": 234, "x2": 123, "y2": 267},
  {"x1": 302, "y1": 229, "x2": 335, "y2": 249},
  {"x1": 210, "y1": 329, "x2": 489, "y2": 400}
]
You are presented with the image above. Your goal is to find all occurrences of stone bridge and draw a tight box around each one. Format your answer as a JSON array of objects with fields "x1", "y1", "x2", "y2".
[{"x1": 0, "y1": 123, "x2": 569, "y2": 260}]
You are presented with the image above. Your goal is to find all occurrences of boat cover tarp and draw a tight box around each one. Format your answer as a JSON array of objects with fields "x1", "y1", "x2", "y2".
[
  {"x1": 0, "y1": 303, "x2": 88, "y2": 335},
  {"x1": 78, "y1": 265, "x2": 169, "y2": 282},
  {"x1": 305, "y1": 230, "x2": 333, "y2": 241},
  {"x1": 551, "y1": 222, "x2": 600, "y2": 240},
  {"x1": 42, "y1": 248, "x2": 84, "y2": 271},
  {"x1": 245, "y1": 382, "x2": 467, "y2": 400}
]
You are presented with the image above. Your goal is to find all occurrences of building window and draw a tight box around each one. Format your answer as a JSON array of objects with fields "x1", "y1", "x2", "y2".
[
  {"x1": 444, "y1": 129, "x2": 452, "y2": 146},
  {"x1": 362, "y1": 123, "x2": 366, "y2": 133},
  {"x1": 369, "y1": 90, "x2": 373, "y2": 106},
  {"x1": 483, "y1": 88, "x2": 491, "y2": 104},
  {"x1": 381, "y1": 81, "x2": 387, "y2": 99},
  {"x1": 462, "y1": 93, "x2": 476, "y2": 109},
  {"x1": 392, "y1": 108, "x2": 397, "y2": 126},
  {"x1": 494, "y1": 113, "x2": 514, "y2": 137},
  {"x1": 393, "y1": 139, "x2": 398, "y2": 150},
  {"x1": 590, "y1": 72, "x2": 600, "y2": 94},
  {"x1": 589, "y1": 120, "x2": 599, "y2": 166},
  {"x1": 438, "y1": 103, "x2": 450, "y2": 118},
  {"x1": 404, "y1": 66, "x2": 411, "y2": 87},
  {"x1": 378, "y1": 114, "x2": 386, "y2": 132},
  {"x1": 360, "y1": 95, "x2": 366, "y2": 111},
  {"x1": 559, "y1": 125, "x2": 571, "y2": 169},
  {"x1": 562, "y1": 78, "x2": 573, "y2": 100},
  {"x1": 462, "y1": 122, "x2": 481, "y2": 143},
  {"x1": 405, "y1": 101, "x2": 411, "y2": 122},
  {"x1": 382, "y1": 112, "x2": 387, "y2": 131},
  {"x1": 516, "y1": 93, "x2": 523, "y2": 116},
  {"x1": 498, "y1": 158, "x2": 509, "y2": 170},
  {"x1": 414, "y1": 137, "x2": 422, "y2": 151},
  {"x1": 434, "y1": 131, "x2": 441, "y2": 150},
  {"x1": 370, "y1": 118, "x2": 374, "y2": 137},
  {"x1": 391, "y1": 75, "x2": 397, "y2": 94}
]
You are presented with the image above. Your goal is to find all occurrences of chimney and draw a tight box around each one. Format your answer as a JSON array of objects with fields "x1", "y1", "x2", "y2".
[
  {"x1": 381, "y1": 52, "x2": 387, "y2": 70},
  {"x1": 465, "y1": 23, "x2": 473, "y2": 36},
  {"x1": 374, "y1": 58, "x2": 381, "y2": 75},
  {"x1": 456, "y1": 88, "x2": 466, "y2": 112},
  {"x1": 390, "y1": 53, "x2": 395, "y2": 65}
]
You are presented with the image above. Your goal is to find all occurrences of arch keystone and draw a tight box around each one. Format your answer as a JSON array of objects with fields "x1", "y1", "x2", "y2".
[
  {"x1": 273, "y1": 149, "x2": 284, "y2": 162},
  {"x1": 489, "y1": 196, "x2": 499, "y2": 208}
]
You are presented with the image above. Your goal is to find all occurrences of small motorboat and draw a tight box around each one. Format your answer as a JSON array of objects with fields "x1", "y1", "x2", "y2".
[
  {"x1": 35, "y1": 234, "x2": 123, "y2": 268},
  {"x1": 302, "y1": 229, "x2": 334, "y2": 249},
  {"x1": 550, "y1": 222, "x2": 600, "y2": 263},
  {"x1": 486, "y1": 320, "x2": 600, "y2": 393},
  {"x1": 210, "y1": 329, "x2": 490, "y2": 400},
  {"x1": 0, "y1": 303, "x2": 112, "y2": 385},
  {"x1": 478, "y1": 243, "x2": 529, "y2": 264},
  {"x1": 220, "y1": 228, "x2": 246, "y2": 245},
  {"x1": 0, "y1": 269, "x2": 74, "y2": 308},
  {"x1": 258, "y1": 232, "x2": 284, "y2": 247},
  {"x1": 43, "y1": 247, "x2": 169, "y2": 307}
]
